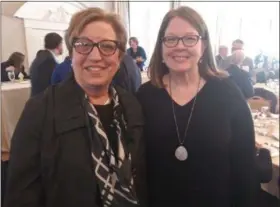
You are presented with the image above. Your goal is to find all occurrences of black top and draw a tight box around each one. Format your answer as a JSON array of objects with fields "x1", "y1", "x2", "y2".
[
  {"x1": 226, "y1": 64, "x2": 254, "y2": 99},
  {"x1": 93, "y1": 103, "x2": 117, "y2": 207},
  {"x1": 94, "y1": 103, "x2": 118, "y2": 158},
  {"x1": 137, "y1": 77, "x2": 258, "y2": 207}
]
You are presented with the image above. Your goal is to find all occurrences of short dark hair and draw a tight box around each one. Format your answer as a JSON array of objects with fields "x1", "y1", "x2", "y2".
[
  {"x1": 232, "y1": 39, "x2": 244, "y2": 45},
  {"x1": 129, "y1": 37, "x2": 139, "y2": 45},
  {"x1": 44, "y1": 32, "x2": 63, "y2": 50}
]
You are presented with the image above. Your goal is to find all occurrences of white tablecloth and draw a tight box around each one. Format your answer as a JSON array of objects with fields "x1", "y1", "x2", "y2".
[
  {"x1": 1, "y1": 80, "x2": 31, "y2": 161},
  {"x1": 1, "y1": 80, "x2": 31, "y2": 91}
]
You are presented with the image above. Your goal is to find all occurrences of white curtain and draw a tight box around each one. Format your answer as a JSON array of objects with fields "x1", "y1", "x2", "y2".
[
  {"x1": 112, "y1": 1, "x2": 130, "y2": 40},
  {"x1": 171, "y1": 1, "x2": 180, "y2": 9},
  {"x1": 129, "y1": 1, "x2": 171, "y2": 64}
]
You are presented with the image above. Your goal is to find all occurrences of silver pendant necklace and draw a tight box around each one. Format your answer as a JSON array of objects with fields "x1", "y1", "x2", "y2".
[{"x1": 169, "y1": 75, "x2": 201, "y2": 161}]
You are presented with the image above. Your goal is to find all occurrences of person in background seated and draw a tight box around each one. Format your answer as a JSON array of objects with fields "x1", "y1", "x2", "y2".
[
  {"x1": 254, "y1": 50, "x2": 269, "y2": 70},
  {"x1": 127, "y1": 37, "x2": 147, "y2": 71},
  {"x1": 226, "y1": 50, "x2": 254, "y2": 99},
  {"x1": 1, "y1": 52, "x2": 29, "y2": 82},
  {"x1": 222, "y1": 39, "x2": 254, "y2": 76},
  {"x1": 30, "y1": 32, "x2": 63, "y2": 96},
  {"x1": 215, "y1": 45, "x2": 228, "y2": 69},
  {"x1": 51, "y1": 31, "x2": 72, "y2": 84}
]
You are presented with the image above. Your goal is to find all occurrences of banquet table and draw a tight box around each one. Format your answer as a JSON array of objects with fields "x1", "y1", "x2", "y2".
[
  {"x1": 254, "y1": 114, "x2": 279, "y2": 199},
  {"x1": 1, "y1": 80, "x2": 31, "y2": 161}
]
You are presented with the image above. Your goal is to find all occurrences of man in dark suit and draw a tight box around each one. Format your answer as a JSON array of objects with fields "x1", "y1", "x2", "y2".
[
  {"x1": 226, "y1": 50, "x2": 254, "y2": 99},
  {"x1": 30, "y1": 32, "x2": 63, "y2": 96}
]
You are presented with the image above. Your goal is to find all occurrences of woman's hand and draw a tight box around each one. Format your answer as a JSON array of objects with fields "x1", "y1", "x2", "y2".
[{"x1": 136, "y1": 57, "x2": 143, "y2": 62}]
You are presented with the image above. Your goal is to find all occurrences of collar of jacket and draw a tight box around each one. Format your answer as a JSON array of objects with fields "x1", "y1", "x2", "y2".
[{"x1": 50, "y1": 73, "x2": 144, "y2": 146}]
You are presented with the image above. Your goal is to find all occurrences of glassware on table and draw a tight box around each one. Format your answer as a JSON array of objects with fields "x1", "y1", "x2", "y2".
[
  {"x1": 261, "y1": 106, "x2": 270, "y2": 116},
  {"x1": 18, "y1": 72, "x2": 24, "y2": 81},
  {"x1": 7, "y1": 71, "x2": 15, "y2": 82}
]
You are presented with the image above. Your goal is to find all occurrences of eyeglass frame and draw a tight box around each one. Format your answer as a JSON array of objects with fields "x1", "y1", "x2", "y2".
[
  {"x1": 161, "y1": 35, "x2": 203, "y2": 48},
  {"x1": 72, "y1": 37, "x2": 122, "y2": 56}
]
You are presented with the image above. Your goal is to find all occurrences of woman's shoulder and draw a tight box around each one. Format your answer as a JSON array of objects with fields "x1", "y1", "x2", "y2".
[
  {"x1": 116, "y1": 86, "x2": 140, "y2": 105},
  {"x1": 136, "y1": 81, "x2": 166, "y2": 107},
  {"x1": 137, "y1": 81, "x2": 160, "y2": 96}
]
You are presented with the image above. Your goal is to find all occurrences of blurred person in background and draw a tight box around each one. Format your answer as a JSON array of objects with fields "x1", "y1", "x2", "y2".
[
  {"x1": 222, "y1": 39, "x2": 254, "y2": 76},
  {"x1": 51, "y1": 30, "x2": 72, "y2": 84},
  {"x1": 127, "y1": 37, "x2": 147, "y2": 71},
  {"x1": 226, "y1": 49, "x2": 254, "y2": 99},
  {"x1": 215, "y1": 45, "x2": 228, "y2": 69},
  {"x1": 1, "y1": 52, "x2": 29, "y2": 82},
  {"x1": 30, "y1": 32, "x2": 63, "y2": 96}
]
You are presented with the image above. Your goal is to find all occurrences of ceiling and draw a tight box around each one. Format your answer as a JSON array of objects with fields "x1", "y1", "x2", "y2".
[
  {"x1": 1, "y1": 1, "x2": 111, "y2": 22},
  {"x1": 1, "y1": 1, "x2": 26, "y2": 16}
]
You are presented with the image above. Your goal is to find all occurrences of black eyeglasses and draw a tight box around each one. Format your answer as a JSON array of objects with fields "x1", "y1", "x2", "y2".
[
  {"x1": 162, "y1": 35, "x2": 202, "y2": 48},
  {"x1": 72, "y1": 37, "x2": 121, "y2": 56}
]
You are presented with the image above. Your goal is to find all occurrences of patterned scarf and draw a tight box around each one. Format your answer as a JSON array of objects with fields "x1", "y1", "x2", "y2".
[{"x1": 84, "y1": 87, "x2": 139, "y2": 207}]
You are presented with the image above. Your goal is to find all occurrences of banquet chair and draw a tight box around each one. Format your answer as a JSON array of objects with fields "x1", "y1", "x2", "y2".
[{"x1": 248, "y1": 96, "x2": 271, "y2": 111}]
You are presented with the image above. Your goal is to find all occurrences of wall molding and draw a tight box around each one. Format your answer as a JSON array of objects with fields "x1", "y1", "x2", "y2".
[{"x1": 23, "y1": 18, "x2": 68, "y2": 31}]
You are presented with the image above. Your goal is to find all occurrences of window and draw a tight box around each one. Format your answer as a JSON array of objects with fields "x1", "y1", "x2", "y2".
[
  {"x1": 129, "y1": 1, "x2": 171, "y2": 64},
  {"x1": 179, "y1": 1, "x2": 279, "y2": 58}
]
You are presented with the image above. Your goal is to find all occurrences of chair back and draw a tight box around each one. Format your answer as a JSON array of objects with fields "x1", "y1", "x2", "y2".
[{"x1": 248, "y1": 96, "x2": 270, "y2": 111}]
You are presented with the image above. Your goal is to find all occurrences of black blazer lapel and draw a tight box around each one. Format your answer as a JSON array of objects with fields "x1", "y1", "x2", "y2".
[{"x1": 53, "y1": 75, "x2": 86, "y2": 135}]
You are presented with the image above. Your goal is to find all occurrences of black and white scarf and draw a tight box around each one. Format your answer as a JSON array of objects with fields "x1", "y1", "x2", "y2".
[{"x1": 85, "y1": 87, "x2": 139, "y2": 207}]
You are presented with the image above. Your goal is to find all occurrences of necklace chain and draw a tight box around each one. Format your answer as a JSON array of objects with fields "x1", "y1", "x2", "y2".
[{"x1": 169, "y1": 76, "x2": 201, "y2": 145}]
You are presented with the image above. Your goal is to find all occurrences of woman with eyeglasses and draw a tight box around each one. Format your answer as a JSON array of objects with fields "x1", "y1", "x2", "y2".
[
  {"x1": 137, "y1": 6, "x2": 259, "y2": 207},
  {"x1": 4, "y1": 8, "x2": 147, "y2": 207}
]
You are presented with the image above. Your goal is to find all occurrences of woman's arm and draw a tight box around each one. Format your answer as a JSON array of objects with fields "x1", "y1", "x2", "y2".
[
  {"x1": 4, "y1": 95, "x2": 46, "y2": 207},
  {"x1": 138, "y1": 47, "x2": 147, "y2": 62},
  {"x1": 230, "y1": 95, "x2": 259, "y2": 207}
]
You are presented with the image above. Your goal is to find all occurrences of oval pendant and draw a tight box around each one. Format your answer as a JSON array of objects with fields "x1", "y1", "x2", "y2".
[{"x1": 175, "y1": 146, "x2": 188, "y2": 161}]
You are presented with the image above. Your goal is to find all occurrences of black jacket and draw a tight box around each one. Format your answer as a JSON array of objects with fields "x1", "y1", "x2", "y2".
[
  {"x1": 4, "y1": 75, "x2": 147, "y2": 207},
  {"x1": 30, "y1": 50, "x2": 57, "y2": 97},
  {"x1": 226, "y1": 64, "x2": 254, "y2": 99},
  {"x1": 113, "y1": 54, "x2": 142, "y2": 94}
]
